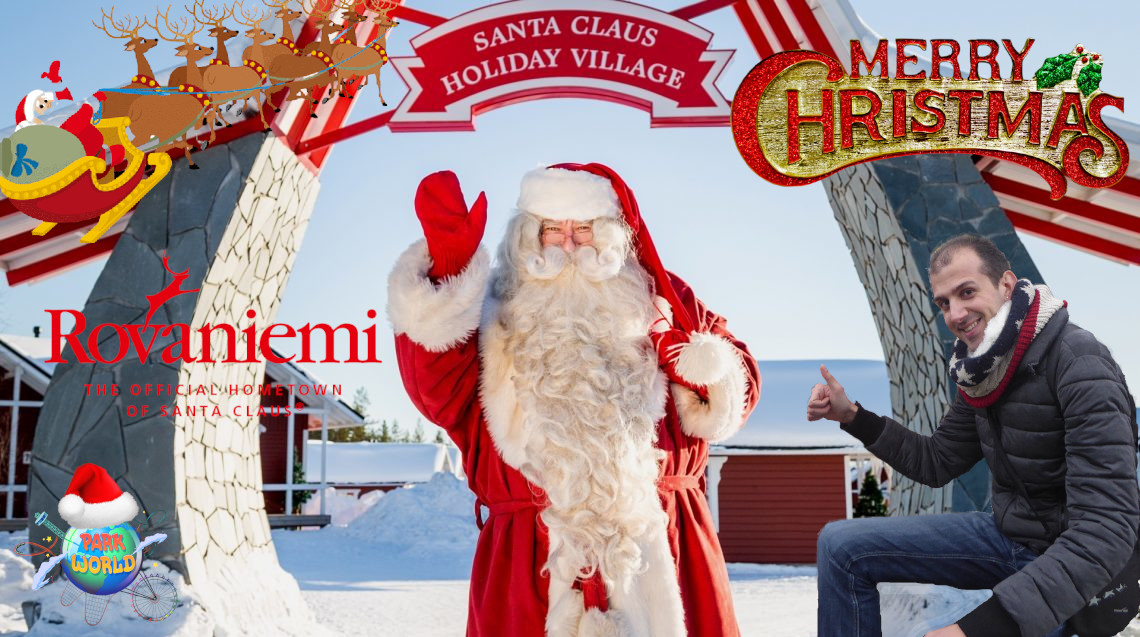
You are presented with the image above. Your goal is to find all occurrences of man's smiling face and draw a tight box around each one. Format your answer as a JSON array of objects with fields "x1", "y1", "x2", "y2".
[{"x1": 930, "y1": 247, "x2": 1016, "y2": 350}]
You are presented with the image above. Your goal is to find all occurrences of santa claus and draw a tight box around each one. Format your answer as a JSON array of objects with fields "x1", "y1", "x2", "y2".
[
  {"x1": 387, "y1": 164, "x2": 760, "y2": 637},
  {"x1": 15, "y1": 89, "x2": 124, "y2": 167}
]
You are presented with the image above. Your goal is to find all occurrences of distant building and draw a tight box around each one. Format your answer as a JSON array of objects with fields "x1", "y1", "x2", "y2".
[
  {"x1": 303, "y1": 440, "x2": 464, "y2": 497},
  {"x1": 709, "y1": 360, "x2": 894, "y2": 564}
]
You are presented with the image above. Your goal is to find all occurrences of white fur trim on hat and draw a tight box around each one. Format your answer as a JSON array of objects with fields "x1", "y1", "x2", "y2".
[
  {"x1": 386, "y1": 239, "x2": 490, "y2": 352},
  {"x1": 516, "y1": 167, "x2": 620, "y2": 221},
  {"x1": 58, "y1": 491, "x2": 139, "y2": 529},
  {"x1": 22, "y1": 90, "x2": 47, "y2": 122}
]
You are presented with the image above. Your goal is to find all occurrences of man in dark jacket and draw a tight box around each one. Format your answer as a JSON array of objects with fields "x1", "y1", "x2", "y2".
[{"x1": 807, "y1": 234, "x2": 1139, "y2": 637}]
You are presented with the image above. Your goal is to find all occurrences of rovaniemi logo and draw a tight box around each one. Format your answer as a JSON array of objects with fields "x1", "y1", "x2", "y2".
[
  {"x1": 45, "y1": 256, "x2": 381, "y2": 365},
  {"x1": 731, "y1": 39, "x2": 1129, "y2": 199}
]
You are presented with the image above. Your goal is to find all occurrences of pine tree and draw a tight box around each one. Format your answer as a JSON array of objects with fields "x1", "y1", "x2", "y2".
[
  {"x1": 413, "y1": 422, "x2": 425, "y2": 443},
  {"x1": 854, "y1": 470, "x2": 888, "y2": 518},
  {"x1": 433, "y1": 430, "x2": 446, "y2": 444},
  {"x1": 351, "y1": 386, "x2": 371, "y2": 420},
  {"x1": 391, "y1": 420, "x2": 404, "y2": 443},
  {"x1": 378, "y1": 419, "x2": 392, "y2": 442}
]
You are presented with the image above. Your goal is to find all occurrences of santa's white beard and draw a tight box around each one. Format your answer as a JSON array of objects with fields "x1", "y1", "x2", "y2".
[{"x1": 494, "y1": 252, "x2": 666, "y2": 590}]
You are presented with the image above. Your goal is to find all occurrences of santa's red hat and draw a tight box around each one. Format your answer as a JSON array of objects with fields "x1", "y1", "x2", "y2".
[
  {"x1": 14, "y1": 88, "x2": 72, "y2": 129},
  {"x1": 58, "y1": 463, "x2": 138, "y2": 529},
  {"x1": 517, "y1": 163, "x2": 695, "y2": 333}
]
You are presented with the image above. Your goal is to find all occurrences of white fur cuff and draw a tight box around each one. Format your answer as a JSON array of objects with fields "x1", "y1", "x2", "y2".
[
  {"x1": 386, "y1": 239, "x2": 490, "y2": 352},
  {"x1": 672, "y1": 339, "x2": 749, "y2": 442},
  {"x1": 673, "y1": 332, "x2": 737, "y2": 387}
]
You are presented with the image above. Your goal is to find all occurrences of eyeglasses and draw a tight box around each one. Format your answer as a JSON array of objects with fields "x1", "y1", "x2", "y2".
[{"x1": 541, "y1": 221, "x2": 593, "y2": 243}]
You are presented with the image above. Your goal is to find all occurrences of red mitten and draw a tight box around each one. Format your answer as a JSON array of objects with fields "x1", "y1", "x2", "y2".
[
  {"x1": 651, "y1": 329, "x2": 702, "y2": 393},
  {"x1": 415, "y1": 171, "x2": 487, "y2": 279}
]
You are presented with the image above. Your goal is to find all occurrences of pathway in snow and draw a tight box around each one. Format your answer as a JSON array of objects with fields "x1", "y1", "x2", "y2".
[{"x1": 273, "y1": 526, "x2": 820, "y2": 637}]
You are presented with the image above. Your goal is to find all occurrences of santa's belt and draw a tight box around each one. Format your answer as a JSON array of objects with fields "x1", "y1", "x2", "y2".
[
  {"x1": 658, "y1": 474, "x2": 701, "y2": 491},
  {"x1": 572, "y1": 571, "x2": 608, "y2": 612},
  {"x1": 473, "y1": 475, "x2": 698, "y2": 529},
  {"x1": 474, "y1": 497, "x2": 539, "y2": 530}
]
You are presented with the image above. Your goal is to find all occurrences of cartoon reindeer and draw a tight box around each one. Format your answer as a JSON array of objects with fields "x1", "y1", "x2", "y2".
[
  {"x1": 174, "y1": 0, "x2": 273, "y2": 129},
  {"x1": 165, "y1": 0, "x2": 242, "y2": 128},
  {"x1": 263, "y1": 0, "x2": 342, "y2": 118},
  {"x1": 126, "y1": 7, "x2": 218, "y2": 168},
  {"x1": 262, "y1": 0, "x2": 305, "y2": 60},
  {"x1": 169, "y1": 0, "x2": 236, "y2": 86},
  {"x1": 94, "y1": 7, "x2": 163, "y2": 119},
  {"x1": 330, "y1": 0, "x2": 398, "y2": 105}
]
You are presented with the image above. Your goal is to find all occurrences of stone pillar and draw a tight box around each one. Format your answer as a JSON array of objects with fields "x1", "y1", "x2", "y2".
[
  {"x1": 28, "y1": 133, "x2": 323, "y2": 633},
  {"x1": 823, "y1": 155, "x2": 1043, "y2": 515}
]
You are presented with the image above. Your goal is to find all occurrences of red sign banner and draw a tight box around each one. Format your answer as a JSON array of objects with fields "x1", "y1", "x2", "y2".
[{"x1": 388, "y1": 0, "x2": 733, "y2": 131}]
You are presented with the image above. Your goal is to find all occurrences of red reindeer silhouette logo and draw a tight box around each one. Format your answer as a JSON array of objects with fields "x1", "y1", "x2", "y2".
[{"x1": 142, "y1": 255, "x2": 200, "y2": 332}]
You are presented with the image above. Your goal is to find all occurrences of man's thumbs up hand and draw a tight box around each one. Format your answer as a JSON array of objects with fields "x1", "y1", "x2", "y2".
[{"x1": 807, "y1": 364, "x2": 858, "y2": 424}]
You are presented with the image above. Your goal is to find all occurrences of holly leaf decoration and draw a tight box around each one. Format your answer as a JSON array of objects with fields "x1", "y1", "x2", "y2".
[
  {"x1": 1034, "y1": 53, "x2": 1079, "y2": 88},
  {"x1": 1077, "y1": 62, "x2": 1103, "y2": 96}
]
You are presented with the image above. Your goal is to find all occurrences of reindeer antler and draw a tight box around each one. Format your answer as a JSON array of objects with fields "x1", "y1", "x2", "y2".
[
  {"x1": 94, "y1": 5, "x2": 144, "y2": 39},
  {"x1": 367, "y1": 0, "x2": 399, "y2": 19},
  {"x1": 263, "y1": 0, "x2": 292, "y2": 11},
  {"x1": 155, "y1": 4, "x2": 202, "y2": 42},
  {"x1": 298, "y1": 0, "x2": 326, "y2": 19},
  {"x1": 187, "y1": 0, "x2": 234, "y2": 26},
  {"x1": 234, "y1": 0, "x2": 267, "y2": 28}
]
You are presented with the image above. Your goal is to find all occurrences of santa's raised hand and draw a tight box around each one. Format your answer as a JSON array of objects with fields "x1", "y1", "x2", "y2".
[
  {"x1": 807, "y1": 364, "x2": 857, "y2": 424},
  {"x1": 415, "y1": 171, "x2": 487, "y2": 279}
]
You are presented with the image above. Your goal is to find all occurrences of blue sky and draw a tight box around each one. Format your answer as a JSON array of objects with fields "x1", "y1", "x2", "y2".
[{"x1": 1, "y1": 0, "x2": 1137, "y2": 433}]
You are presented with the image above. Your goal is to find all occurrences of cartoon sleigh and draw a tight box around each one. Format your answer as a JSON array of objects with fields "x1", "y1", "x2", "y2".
[{"x1": 0, "y1": 116, "x2": 171, "y2": 243}]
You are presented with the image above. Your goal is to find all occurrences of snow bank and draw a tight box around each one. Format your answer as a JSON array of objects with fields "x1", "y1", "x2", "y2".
[
  {"x1": 343, "y1": 473, "x2": 477, "y2": 557},
  {"x1": 273, "y1": 473, "x2": 477, "y2": 584},
  {"x1": 300, "y1": 487, "x2": 385, "y2": 527}
]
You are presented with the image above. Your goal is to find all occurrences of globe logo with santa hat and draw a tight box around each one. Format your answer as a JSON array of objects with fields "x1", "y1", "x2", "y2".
[{"x1": 56, "y1": 463, "x2": 141, "y2": 595}]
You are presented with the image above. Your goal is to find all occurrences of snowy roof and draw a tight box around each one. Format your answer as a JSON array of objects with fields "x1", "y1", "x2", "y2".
[
  {"x1": 716, "y1": 359, "x2": 891, "y2": 452},
  {"x1": 304, "y1": 441, "x2": 459, "y2": 484},
  {"x1": 0, "y1": 333, "x2": 55, "y2": 394}
]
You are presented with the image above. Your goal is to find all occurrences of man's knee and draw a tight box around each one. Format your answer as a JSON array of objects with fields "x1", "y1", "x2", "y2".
[{"x1": 817, "y1": 519, "x2": 853, "y2": 566}]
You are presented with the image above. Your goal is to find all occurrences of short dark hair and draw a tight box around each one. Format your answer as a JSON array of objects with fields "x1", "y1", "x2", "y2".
[{"x1": 929, "y1": 234, "x2": 1011, "y2": 285}]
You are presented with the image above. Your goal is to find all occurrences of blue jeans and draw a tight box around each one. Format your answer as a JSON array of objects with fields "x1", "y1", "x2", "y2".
[{"x1": 817, "y1": 512, "x2": 1070, "y2": 637}]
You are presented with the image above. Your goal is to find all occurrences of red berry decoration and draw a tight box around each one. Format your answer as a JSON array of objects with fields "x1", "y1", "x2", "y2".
[
  {"x1": 1082, "y1": 56, "x2": 1088, "y2": 62},
  {"x1": 1093, "y1": 54, "x2": 1100, "y2": 60},
  {"x1": 1076, "y1": 46, "x2": 1084, "y2": 53}
]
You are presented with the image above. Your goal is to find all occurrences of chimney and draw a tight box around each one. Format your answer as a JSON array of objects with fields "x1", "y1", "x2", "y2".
[{"x1": 32, "y1": 326, "x2": 40, "y2": 338}]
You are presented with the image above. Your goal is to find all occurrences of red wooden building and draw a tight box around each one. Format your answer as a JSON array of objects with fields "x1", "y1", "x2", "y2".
[{"x1": 708, "y1": 360, "x2": 892, "y2": 564}]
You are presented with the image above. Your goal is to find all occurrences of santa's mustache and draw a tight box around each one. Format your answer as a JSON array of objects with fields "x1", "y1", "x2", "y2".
[{"x1": 523, "y1": 245, "x2": 624, "y2": 282}]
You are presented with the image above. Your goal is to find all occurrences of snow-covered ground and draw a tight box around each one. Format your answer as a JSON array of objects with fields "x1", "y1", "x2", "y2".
[{"x1": 3, "y1": 474, "x2": 1139, "y2": 636}]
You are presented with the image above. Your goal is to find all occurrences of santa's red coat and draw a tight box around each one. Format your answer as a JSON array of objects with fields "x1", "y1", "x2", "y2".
[
  {"x1": 61, "y1": 104, "x2": 105, "y2": 157},
  {"x1": 390, "y1": 243, "x2": 760, "y2": 636}
]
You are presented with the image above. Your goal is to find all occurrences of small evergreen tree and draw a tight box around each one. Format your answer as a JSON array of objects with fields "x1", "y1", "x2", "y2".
[
  {"x1": 351, "y1": 386, "x2": 371, "y2": 420},
  {"x1": 412, "y1": 422, "x2": 425, "y2": 443},
  {"x1": 391, "y1": 420, "x2": 404, "y2": 443},
  {"x1": 378, "y1": 420, "x2": 392, "y2": 442},
  {"x1": 854, "y1": 470, "x2": 888, "y2": 517},
  {"x1": 433, "y1": 430, "x2": 446, "y2": 444},
  {"x1": 291, "y1": 456, "x2": 311, "y2": 514}
]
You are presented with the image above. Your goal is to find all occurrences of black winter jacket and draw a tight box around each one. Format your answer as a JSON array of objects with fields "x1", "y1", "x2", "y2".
[{"x1": 842, "y1": 307, "x2": 1139, "y2": 637}]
